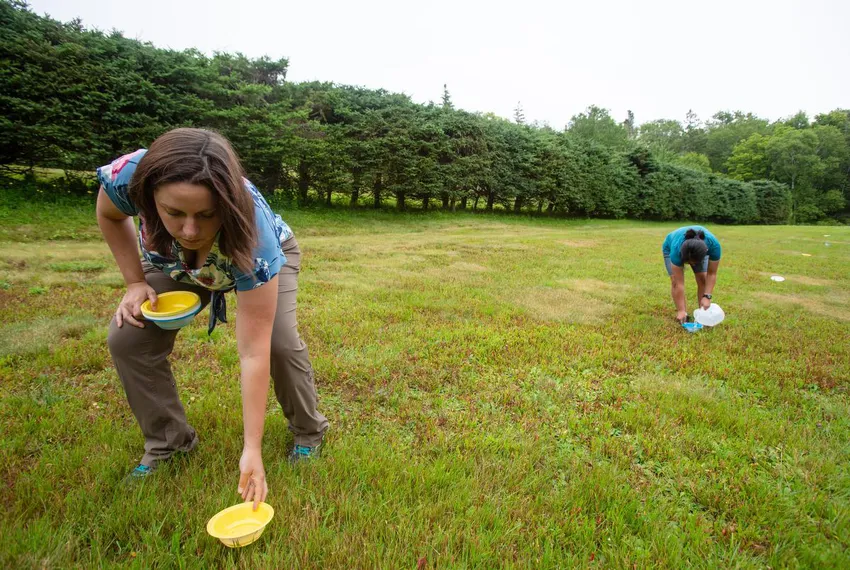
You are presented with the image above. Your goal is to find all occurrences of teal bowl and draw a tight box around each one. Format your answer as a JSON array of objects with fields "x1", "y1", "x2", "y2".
[
  {"x1": 146, "y1": 305, "x2": 202, "y2": 330},
  {"x1": 682, "y1": 322, "x2": 703, "y2": 333}
]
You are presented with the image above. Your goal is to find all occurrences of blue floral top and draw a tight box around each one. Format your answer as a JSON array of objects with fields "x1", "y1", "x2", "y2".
[
  {"x1": 97, "y1": 149, "x2": 293, "y2": 293},
  {"x1": 98, "y1": 150, "x2": 294, "y2": 333}
]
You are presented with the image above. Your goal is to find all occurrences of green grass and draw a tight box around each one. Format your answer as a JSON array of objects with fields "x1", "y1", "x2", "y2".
[
  {"x1": 47, "y1": 260, "x2": 109, "y2": 273},
  {"x1": 1, "y1": 198, "x2": 849, "y2": 568}
]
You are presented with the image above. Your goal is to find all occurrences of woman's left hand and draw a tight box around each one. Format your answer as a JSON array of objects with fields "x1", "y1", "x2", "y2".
[
  {"x1": 238, "y1": 446, "x2": 268, "y2": 510},
  {"x1": 700, "y1": 296, "x2": 712, "y2": 310}
]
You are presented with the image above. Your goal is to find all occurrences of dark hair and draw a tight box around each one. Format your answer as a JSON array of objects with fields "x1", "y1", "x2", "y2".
[
  {"x1": 128, "y1": 128, "x2": 257, "y2": 272},
  {"x1": 680, "y1": 228, "x2": 708, "y2": 265}
]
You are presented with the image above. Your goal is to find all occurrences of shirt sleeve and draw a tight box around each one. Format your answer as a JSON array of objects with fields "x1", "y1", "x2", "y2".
[
  {"x1": 661, "y1": 233, "x2": 671, "y2": 256},
  {"x1": 663, "y1": 232, "x2": 684, "y2": 266},
  {"x1": 96, "y1": 149, "x2": 146, "y2": 216},
  {"x1": 232, "y1": 199, "x2": 285, "y2": 292},
  {"x1": 707, "y1": 238, "x2": 722, "y2": 261}
]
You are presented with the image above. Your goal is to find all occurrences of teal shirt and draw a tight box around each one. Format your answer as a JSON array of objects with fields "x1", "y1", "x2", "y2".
[{"x1": 662, "y1": 226, "x2": 722, "y2": 266}]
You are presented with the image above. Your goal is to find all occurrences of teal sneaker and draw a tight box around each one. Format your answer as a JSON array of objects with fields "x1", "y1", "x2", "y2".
[
  {"x1": 123, "y1": 443, "x2": 197, "y2": 483},
  {"x1": 288, "y1": 443, "x2": 322, "y2": 463},
  {"x1": 124, "y1": 463, "x2": 156, "y2": 482}
]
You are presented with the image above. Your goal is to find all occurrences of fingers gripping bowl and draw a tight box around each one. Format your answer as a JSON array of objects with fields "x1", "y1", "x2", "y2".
[{"x1": 140, "y1": 291, "x2": 202, "y2": 330}]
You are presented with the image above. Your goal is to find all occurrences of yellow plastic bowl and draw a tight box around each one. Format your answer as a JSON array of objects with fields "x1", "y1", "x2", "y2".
[
  {"x1": 141, "y1": 291, "x2": 201, "y2": 318},
  {"x1": 206, "y1": 502, "x2": 274, "y2": 548}
]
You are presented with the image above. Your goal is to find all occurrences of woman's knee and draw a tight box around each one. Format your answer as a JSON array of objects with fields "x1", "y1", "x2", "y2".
[
  {"x1": 271, "y1": 330, "x2": 306, "y2": 356},
  {"x1": 107, "y1": 319, "x2": 134, "y2": 357},
  {"x1": 107, "y1": 320, "x2": 164, "y2": 359}
]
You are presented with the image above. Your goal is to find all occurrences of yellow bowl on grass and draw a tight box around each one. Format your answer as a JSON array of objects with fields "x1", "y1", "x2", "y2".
[
  {"x1": 206, "y1": 502, "x2": 275, "y2": 548},
  {"x1": 141, "y1": 291, "x2": 201, "y2": 318}
]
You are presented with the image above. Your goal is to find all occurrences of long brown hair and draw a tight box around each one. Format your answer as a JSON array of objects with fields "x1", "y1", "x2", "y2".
[{"x1": 128, "y1": 128, "x2": 257, "y2": 272}]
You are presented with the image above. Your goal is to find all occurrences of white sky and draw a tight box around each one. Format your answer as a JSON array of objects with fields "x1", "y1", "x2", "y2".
[{"x1": 28, "y1": 0, "x2": 850, "y2": 129}]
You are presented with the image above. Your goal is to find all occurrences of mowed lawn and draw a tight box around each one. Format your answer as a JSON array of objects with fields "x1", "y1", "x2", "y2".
[{"x1": 1, "y1": 200, "x2": 849, "y2": 569}]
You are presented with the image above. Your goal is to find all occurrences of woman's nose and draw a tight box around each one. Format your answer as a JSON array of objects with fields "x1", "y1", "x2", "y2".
[{"x1": 183, "y1": 219, "x2": 199, "y2": 238}]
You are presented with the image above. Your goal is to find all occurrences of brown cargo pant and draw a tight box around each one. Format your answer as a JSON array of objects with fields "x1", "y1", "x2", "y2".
[{"x1": 107, "y1": 237, "x2": 329, "y2": 467}]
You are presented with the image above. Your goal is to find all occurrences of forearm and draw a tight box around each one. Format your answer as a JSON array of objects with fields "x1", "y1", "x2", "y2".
[
  {"x1": 704, "y1": 272, "x2": 717, "y2": 296},
  {"x1": 98, "y1": 214, "x2": 145, "y2": 286},
  {"x1": 671, "y1": 283, "x2": 686, "y2": 312},
  {"x1": 240, "y1": 355, "x2": 271, "y2": 449},
  {"x1": 235, "y1": 276, "x2": 278, "y2": 450}
]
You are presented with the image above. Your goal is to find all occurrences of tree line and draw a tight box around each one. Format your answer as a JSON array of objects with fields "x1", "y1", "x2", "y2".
[{"x1": 2, "y1": 1, "x2": 848, "y2": 224}]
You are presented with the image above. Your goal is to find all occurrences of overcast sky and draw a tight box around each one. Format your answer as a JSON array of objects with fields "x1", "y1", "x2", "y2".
[{"x1": 28, "y1": 0, "x2": 850, "y2": 128}]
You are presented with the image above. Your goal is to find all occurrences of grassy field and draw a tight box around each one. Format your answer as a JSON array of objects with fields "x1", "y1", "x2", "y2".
[{"x1": 1, "y1": 198, "x2": 849, "y2": 569}]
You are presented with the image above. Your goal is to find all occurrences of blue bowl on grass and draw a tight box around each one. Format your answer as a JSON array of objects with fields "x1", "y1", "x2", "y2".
[{"x1": 682, "y1": 322, "x2": 703, "y2": 333}]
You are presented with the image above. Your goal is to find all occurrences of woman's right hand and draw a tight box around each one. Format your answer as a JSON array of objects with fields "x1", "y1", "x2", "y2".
[
  {"x1": 676, "y1": 310, "x2": 688, "y2": 325},
  {"x1": 116, "y1": 281, "x2": 158, "y2": 328},
  {"x1": 238, "y1": 446, "x2": 268, "y2": 510}
]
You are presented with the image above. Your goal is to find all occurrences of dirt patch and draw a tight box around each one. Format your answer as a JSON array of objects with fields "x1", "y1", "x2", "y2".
[
  {"x1": 557, "y1": 278, "x2": 628, "y2": 294},
  {"x1": 492, "y1": 243, "x2": 530, "y2": 251},
  {"x1": 509, "y1": 278, "x2": 630, "y2": 323},
  {"x1": 0, "y1": 289, "x2": 27, "y2": 314},
  {"x1": 787, "y1": 275, "x2": 836, "y2": 286},
  {"x1": 511, "y1": 286, "x2": 614, "y2": 324},
  {"x1": 447, "y1": 262, "x2": 489, "y2": 273},
  {"x1": 559, "y1": 240, "x2": 599, "y2": 248},
  {"x1": 359, "y1": 254, "x2": 427, "y2": 270},
  {"x1": 757, "y1": 293, "x2": 850, "y2": 321}
]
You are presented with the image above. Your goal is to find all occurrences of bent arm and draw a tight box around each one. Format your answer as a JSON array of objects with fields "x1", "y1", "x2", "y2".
[{"x1": 96, "y1": 186, "x2": 145, "y2": 286}]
